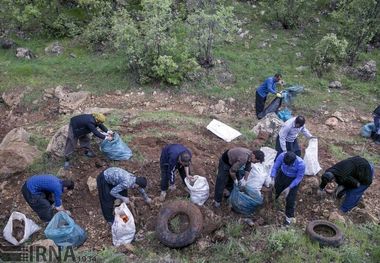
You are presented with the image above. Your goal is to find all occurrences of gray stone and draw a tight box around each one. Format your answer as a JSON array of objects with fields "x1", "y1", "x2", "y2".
[
  {"x1": 87, "y1": 176, "x2": 97, "y2": 194},
  {"x1": 54, "y1": 86, "x2": 90, "y2": 114},
  {"x1": 251, "y1": 113, "x2": 283, "y2": 138},
  {"x1": 46, "y1": 125, "x2": 69, "y2": 157},
  {"x1": 16, "y1": 47, "x2": 35, "y2": 59},
  {"x1": 328, "y1": 81, "x2": 342, "y2": 89},
  {"x1": 1, "y1": 38, "x2": 16, "y2": 49},
  {"x1": 357, "y1": 60, "x2": 376, "y2": 81},
  {"x1": 44, "y1": 42, "x2": 64, "y2": 56},
  {"x1": 325, "y1": 117, "x2": 339, "y2": 127},
  {"x1": 1, "y1": 87, "x2": 27, "y2": 107},
  {"x1": 329, "y1": 211, "x2": 346, "y2": 224}
]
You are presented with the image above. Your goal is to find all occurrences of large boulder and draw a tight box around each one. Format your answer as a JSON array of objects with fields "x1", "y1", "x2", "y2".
[
  {"x1": 54, "y1": 86, "x2": 90, "y2": 114},
  {"x1": 357, "y1": 60, "x2": 376, "y2": 81},
  {"x1": 0, "y1": 128, "x2": 42, "y2": 175},
  {"x1": 1, "y1": 87, "x2": 28, "y2": 108},
  {"x1": 251, "y1": 113, "x2": 284, "y2": 138},
  {"x1": 16, "y1": 48, "x2": 35, "y2": 59},
  {"x1": 46, "y1": 125, "x2": 69, "y2": 157}
]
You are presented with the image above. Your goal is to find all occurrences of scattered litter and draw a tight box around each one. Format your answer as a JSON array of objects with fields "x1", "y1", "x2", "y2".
[{"x1": 206, "y1": 119, "x2": 241, "y2": 142}]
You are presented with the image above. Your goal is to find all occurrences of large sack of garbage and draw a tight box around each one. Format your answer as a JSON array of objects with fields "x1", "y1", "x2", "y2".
[
  {"x1": 112, "y1": 203, "x2": 136, "y2": 246},
  {"x1": 100, "y1": 132, "x2": 133, "y2": 160},
  {"x1": 44, "y1": 211, "x2": 87, "y2": 248},
  {"x1": 304, "y1": 138, "x2": 322, "y2": 175},
  {"x1": 185, "y1": 175, "x2": 209, "y2": 206},
  {"x1": 3, "y1": 212, "x2": 41, "y2": 245},
  {"x1": 229, "y1": 186, "x2": 263, "y2": 215},
  {"x1": 258, "y1": 97, "x2": 282, "y2": 119}
]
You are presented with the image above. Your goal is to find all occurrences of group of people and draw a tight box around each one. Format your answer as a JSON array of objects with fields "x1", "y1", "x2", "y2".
[{"x1": 21, "y1": 76, "x2": 377, "y2": 228}]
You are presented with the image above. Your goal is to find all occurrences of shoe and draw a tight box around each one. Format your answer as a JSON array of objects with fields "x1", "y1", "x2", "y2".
[
  {"x1": 64, "y1": 161, "x2": 70, "y2": 170},
  {"x1": 242, "y1": 218, "x2": 255, "y2": 227},
  {"x1": 214, "y1": 201, "x2": 221, "y2": 208},
  {"x1": 159, "y1": 191, "x2": 167, "y2": 202},
  {"x1": 284, "y1": 216, "x2": 295, "y2": 226},
  {"x1": 84, "y1": 150, "x2": 96, "y2": 158}
]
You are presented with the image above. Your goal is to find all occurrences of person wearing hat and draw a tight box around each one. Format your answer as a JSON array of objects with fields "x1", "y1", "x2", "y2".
[
  {"x1": 270, "y1": 151, "x2": 305, "y2": 225},
  {"x1": 97, "y1": 167, "x2": 151, "y2": 225},
  {"x1": 318, "y1": 156, "x2": 374, "y2": 213},
  {"x1": 214, "y1": 148, "x2": 265, "y2": 208},
  {"x1": 22, "y1": 174, "x2": 74, "y2": 222},
  {"x1": 64, "y1": 113, "x2": 113, "y2": 170},
  {"x1": 159, "y1": 144, "x2": 192, "y2": 201},
  {"x1": 275, "y1": 115, "x2": 314, "y2": 160}
]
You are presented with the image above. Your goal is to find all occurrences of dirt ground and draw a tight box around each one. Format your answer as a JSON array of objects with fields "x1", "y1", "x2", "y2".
[{"x1": 0, "y1": 90, "x2": 379, "y2": 253}]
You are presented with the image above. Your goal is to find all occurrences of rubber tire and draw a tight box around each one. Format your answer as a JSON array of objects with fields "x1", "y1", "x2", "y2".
[
  {"x1": 306, "y1": 220, "x2": 344, "y2": 247},
  {"x1": 156, "y1": 200, "x2": 203, "y2": 248}
]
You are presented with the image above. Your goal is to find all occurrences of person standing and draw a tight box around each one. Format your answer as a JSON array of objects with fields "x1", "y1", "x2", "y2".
[
  {"x1": 372, "y1": 105, "x2": 380, "y2": 144},
  {"x1": 255, "y1": 73, "x2": 283, "y2": 119},
  {"x1": 213, "y1": 148, "x2": 265, "y2": 208},
  {"x1": 318, "y1": 156, "x2": 374, "y2": 213},
  {"x1": 64, "y1": 113, "x2": 113, "y2": 170},
  {"x1": 159, "y1": 144, "x2": 192, "y2": 201},
  {"x1": 270, "y1": 151, "x2": 305, "y2": 225},
  {"x1": 22, "y1": 175, "x2": 74, "y2": 222},
  {"x1": 97, "y1": 167, "x2": 151, "y2": 225},
  {"x1": 275, "y1": 115, "x2": 313, "y2": 159}
]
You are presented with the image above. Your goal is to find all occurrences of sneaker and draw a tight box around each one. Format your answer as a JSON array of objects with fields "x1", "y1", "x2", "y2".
[
  {"x1": 242, "y1": 218, "x2": 255, "y2": 227},
  {"x1": 85, "y1": 150, "x2": 96, "y2": 158},
  {"x1": 284, "y1": 216, "x2": 295, "y2": 226},
  {"x1": 159, "y1": 191, "x2": 167, "y2": 202},
  {"x1": 214, "y1": 201, "x2": 221, "y2": 208},
  {"x1": 63, "y1": 161, "x2": 70, "y2": 170}
]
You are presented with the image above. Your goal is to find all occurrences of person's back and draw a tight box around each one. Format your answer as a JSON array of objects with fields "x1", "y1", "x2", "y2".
[{"x1": 27, "y1": 175, "x2": 61, "y2": 194}]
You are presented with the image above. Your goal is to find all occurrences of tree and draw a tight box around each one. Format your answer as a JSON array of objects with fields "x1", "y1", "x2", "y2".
[{"x1": 333, "y1": 0, "x2": 380, "y2": 65}]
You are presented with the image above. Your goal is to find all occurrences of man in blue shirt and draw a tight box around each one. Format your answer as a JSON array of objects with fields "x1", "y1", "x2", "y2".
[
  {"x1": 270, "y1": 151, "x2": 305, "y2": 225},
  {"x1": 64, "y1": 113, "x2": 113, "y2": 170},
  {"x1": 22, "y1": 175, "x2": 74, "y2": 222},
  {"x1": 97, "y1": 167, "x2": 151, "y2": 225},
  {"x1": 159, "y1": 144, "x2": 192, "y2": 201},
  {"x1": 255, "y1": 73, "x2": 283, "y2": 119}
]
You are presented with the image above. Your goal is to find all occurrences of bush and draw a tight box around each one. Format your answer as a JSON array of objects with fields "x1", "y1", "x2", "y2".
[
  {"x1": 312, "y1": 33, "x2": 348, "y2": 76},
  {"x1": 268, "y1": 228, "x2": 299, "y2": 252}
]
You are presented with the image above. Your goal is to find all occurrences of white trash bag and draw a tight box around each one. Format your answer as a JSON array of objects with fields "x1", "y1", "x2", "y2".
[
  {"x1": 184, "y1": 175, "x2": 209, "y2": 206},
  {"x1": 3, "y1": 211, "x2": 41, "y2": 245},
  {"x1": 112, "y1": 203, "x2": 136, "y2": 246},
  {"x1": 304, "y1": 138, "x2": 322, "y2": 175}
]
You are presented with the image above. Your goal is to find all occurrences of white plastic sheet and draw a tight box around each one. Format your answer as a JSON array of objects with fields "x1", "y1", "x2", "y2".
[
  {"x1": 184, "y1": 175, "x2": 210, "y2": 206},
  {"x1": 112, "y1": 203, "x2": 136, "y2": 246},
  {"x1": 206, "y1": 119, "x2": 241, "y2": 142},
  {"x1": 3, "y1": 212, "x2": 41, "y2": 245},
  {"x1": 304, "y1": 138, "x2": 322, "y2": 175}
]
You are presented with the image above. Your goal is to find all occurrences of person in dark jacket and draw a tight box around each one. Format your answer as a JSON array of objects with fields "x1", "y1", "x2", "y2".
[
  {"x1": 64, "y1": 113, "x2": 112, "y2": 169},
  {"x1": 255, "y1": 73, "x2": 284, "y2": 119},
  {"x1": 159, "y1": 144, "x2": 192, "y2": 201},
  {"x1": 372, "y1": 105, "x2": 380, "y2": 144},
  {"x1": 213, "y1": 147, "x2": 265, "y2": 208},
  {"x1": 22, "y1": 175, "x2": 74, "y2": 222},
  {"x1": 318, "y1": 156, "x2": 374, "y2": 213}
]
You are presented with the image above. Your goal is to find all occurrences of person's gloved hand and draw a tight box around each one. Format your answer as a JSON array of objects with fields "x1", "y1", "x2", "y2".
[
  {"x1": 169, "y1": 184, "x2": 176, "y2": 191},
  {"x1": 276, "y1": 93, "x2": 282, "y2": 98},
  {"x1": 105, "y1": 134, "x2": 113, "y2": 141},
  {"x1": 120, "y1": 197, "x2": 130, "y2": 204},
  {"x1": 282, "y1": 187, "x2": 290, "y2": 197}
]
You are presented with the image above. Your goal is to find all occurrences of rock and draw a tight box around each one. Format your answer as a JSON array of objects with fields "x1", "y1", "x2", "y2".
[
  {"x1": 54, "y1": 86, "x2": 90, "y2": 114},
  {"x1": 1, "y1": 87, "x2": 27, "y2": 107},
  {"x1": 357, "y1": 60, "x2": 376, "y2": 81},
  {"x1": 325, "y1": 117, "x2": 339, "y2": 127},
  {"x1": 115, "y1": 90, "x2": 123, "y2": 96},
  {"x1": 329, "y1": 211, "x2": 346, "y2": 224},
  {"x1": 213, "y1": 229, "x2": 227, "y2": 242},
  {"x1": 44, "y1": 42, "x2": 64, "y2": 56},
  {"x1": 296, "y1": 66, "x2": 308, "y2": 72},
  {"x1": 87, "y1": 176, "x2": 97, "y2": 194},
  {"x1": 328, "y1": 81, "x2": 342, "y2": 89},
  {"x1": 1, "y1": 38, "x2": 16, "y2": 49},
  {"x1": 228, "y1": 97, "x2": 235, "y2": 104},
  {"x1": 195, "y1": 106, "x2": 207, "y2": 115},
  {"x1": 296, "y1": 52, "x2": 302, "y2": 58},
  {"x1": 213, "y1": 100, "x2": 226, "y2": 113},
  {"x1": 16, "y1": 47, "x2": 35, "y2": 59},
  {"x1": 0, "y1": 128, "x2": 42, "y2": 175},
  {"x1": 332, "y1": 111, "x2": 345, "y2": 122},
  {"x1": 32, "y1": 239, "x2": 58, "y2": 251},
  {"x1": 197, "y1": 238, "x2": 211, "y2": 251},
  {"x1": 46, "y1": 125, "x2": 69, "y2": 157},
  {"x1": 251, "y1": 113, "x2": 283, "y2": 138}
]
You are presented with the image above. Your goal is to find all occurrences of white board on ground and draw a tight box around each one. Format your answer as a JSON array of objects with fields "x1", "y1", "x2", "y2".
[{"x1": 206, "y1": 119, "x2": 242, "y2": 142}]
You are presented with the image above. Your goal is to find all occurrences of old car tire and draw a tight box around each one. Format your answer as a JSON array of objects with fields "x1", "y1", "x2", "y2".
[
  {"x1": 306, "y1": 220, "x2": 344, "y2": 247},
  {"x1": 156, "y1": 200, "x2": 203, "y2": 248}
]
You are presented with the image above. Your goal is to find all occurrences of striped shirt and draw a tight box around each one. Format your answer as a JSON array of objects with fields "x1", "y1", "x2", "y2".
[{"x1": 279, "y1": 117, "x2": 312, "y2": 151}]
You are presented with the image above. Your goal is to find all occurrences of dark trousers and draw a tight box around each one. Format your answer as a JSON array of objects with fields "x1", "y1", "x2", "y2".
[
  {"x1": 275, "y1": 135, "x2": 301, "y2": 160},
  {"x1": 64, "y1": 124, "x2": 91, "y2": 161},
  {"x1": 274, "y1": 170, "x2": 299, "y2": 218},
  {"x1": 255, "y1": 91, "x2": 267, "y2": 119},
  {"x1": 214, "y1": 158, "x2": 235, "y2": 203},
  {"x1": 373, "y1": 115, "x2": 380, "y2": 142},
  {"x1": 22, "y1": 183, "x2": 54, "y2": 222},
  {"x1": 97, "y1": 171, "x2": 128, "y2": 223},
  {"x1": 160, "y1": 164, "x2": 186, "y2": 191}
]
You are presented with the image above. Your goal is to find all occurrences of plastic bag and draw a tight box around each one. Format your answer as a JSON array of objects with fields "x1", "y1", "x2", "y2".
[
  {"x1": 304, "y1": 138, "x2": 322, "y2": 176},
  {"x1": 44, "y1": 211, "x2": 87, "y2": 248},
  {"x1": 282, "y1": 85, "x2": 304, "y2": 106},
  {"x1": 229, "y1": 186, "x2": 263, "y2": 215},
  {"x1": 277, "y1": 108, "x2": 292, "y2": 122},
  {"x1": 184, "y1": 175, "x2": 210, "y2": 206},
  {"x1": 257, "y1": 97, "x2": 282, "y2": 119},
  {"x1": 112, "y1": 203, "x2": 136, "y2": 246},
  {"x1": 360, "y1": 123, "x2": 375, "y2": 138},
  {"x1": 3, "y1": 212, "x2": 41, "y2": 245},
  {"x1": 100, "y1": 132, "x2": 133, "y2": 160},
  {"x1": 246, "y1": 147, "x2": 276, "y2": 190}
]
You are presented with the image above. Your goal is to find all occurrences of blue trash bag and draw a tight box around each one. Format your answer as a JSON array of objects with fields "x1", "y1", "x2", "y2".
[
  {"x1": 229, "y1": 185, "x2": 263, "y2": 215},
  {"x1": 100, "y1": 132, "x2": 133, "y2": 160},
  {"x1": 277, "y1": 108, "x2": 292, "y2": 122},
  {"x1": 44, "y1": 212, "x2": 87, "y2": 248},
  {"x1": 282, "y1": 85, "x2": 304, "y2": 106},
  {"x1": 360, "y1": 123, "x2": 375, "y2": 138}
]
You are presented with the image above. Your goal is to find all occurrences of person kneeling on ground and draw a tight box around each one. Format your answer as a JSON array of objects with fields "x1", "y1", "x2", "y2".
[
  {"x1": 22, "y1": 174, "x2": 74, "y2": 222},
  {"x1": 97, "y1": 167, "x2": 151, "y2": 226},
  {"x1": 64, "y1": 113, "x2": 113, "y2": 170},
  {"x1": 270, "y1": 151, "x2": 305, "y2": 225},
  {"x1": 214, "y1": 147, "x2": 265, "y2": 208},
  {"x1": 318, "y1": 156, "x2": 374, "y2": 213},
  {"x1": 159, "y1": 144, "x2": 193, "y2": 202}
]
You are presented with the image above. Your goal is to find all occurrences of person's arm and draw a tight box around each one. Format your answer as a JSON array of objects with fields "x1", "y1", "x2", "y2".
[
  {"x1": 243, "y1": 161, "x2": 252, "y2": 180},
  {"x1": 88, "y1": 123, "x2": 106, "y2": 139},
  {"x1": 98, "y1": 123, "x2": 108, "y2": 133},
  {"x1": 301, "y1": 126, "x2": 313, "y2": 139},
  {"x1": 271, "y1": 154, "x2": 283, "y2": 178},
  {"x1": 337, "y1": 174, "x2": 360, "y2": 188},
  {"x1": 168, "y1": 157, "x2": 177, "y2": 185},
  {"x1": 289, "y1": 161, "x2": 305, "y2": 189},
  {"x1": 53, "y1": 188, "x2": 63, "y2": 208},
  {"x1": 279, "y1": 124, "x2": 291, "y2": 152},
  {"x1": 267, "y1": 79, "x2": 277, "y2": 95},
  {"x1": 138, "y1": 187, "x2": 149, "y2": 199},
  {"x1": 110, "y1": 184, "x2": 127, "y2": 200}
]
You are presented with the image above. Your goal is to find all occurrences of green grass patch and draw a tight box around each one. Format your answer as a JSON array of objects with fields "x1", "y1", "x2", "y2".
[{"x1": 129, "y1": 111, "x2": 207, "y2": 127}]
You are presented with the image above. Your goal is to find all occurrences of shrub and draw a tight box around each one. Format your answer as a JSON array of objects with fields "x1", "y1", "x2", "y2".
[
  {"x1": 312, "y1": 33, "x2": 348, "y2": 76},
  {"x1": 268, "y1": 228, "x2": 299, "y2": 252}
]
